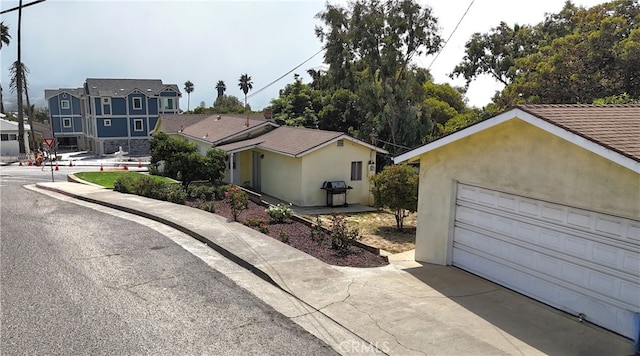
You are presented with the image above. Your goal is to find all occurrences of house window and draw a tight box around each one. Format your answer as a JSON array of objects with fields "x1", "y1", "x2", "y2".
[
  {"x1": 161, "y1": 98, "x2": 174, "y2": 110},
  {"x1": 102, "y1": 97, "x2": 111, "y2": 115},
  {"x1": 337, "y1": 139, "x2": 344, "y2": 147},
  {"x1": 351, "y1": 161, "x2": 363, "y2": 181},
  {"x1": 61, "y1": 100, "x2": 70, "y2": 109},
  {"x1": 134, "y1": 119, "x2": 144, "y2": 131},
  {"x1": 63, "y1": 118, "x2": 72, "y2": 128},
  {"x1": 133, "y1": 97, "x2": 142, "y2": 110},
  {"x1": 0, "y1": 134, "x2": 8, "y2": 141},
  {"x1": 104, "y1": 119, "x2": 111, "y2": 127}
]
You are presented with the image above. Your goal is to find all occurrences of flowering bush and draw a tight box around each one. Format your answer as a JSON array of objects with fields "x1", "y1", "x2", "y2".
[
  {"x1": 329, "y1": 214, "x2": 360, "y2": 255},
  {"x1": 224, "y1": 185, "x2": 248, "y2": 221},
  {"x1": 265, "y1": 203, "x2": 294, "y2": 223},
  {"x1": 244, "y1": 216, "x2": 269, "y2": 233}
]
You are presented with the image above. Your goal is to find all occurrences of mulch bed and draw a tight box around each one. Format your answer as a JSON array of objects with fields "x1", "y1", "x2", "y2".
[{"x1": 186, "y1": 199, "x2": 389, "y2": 268}]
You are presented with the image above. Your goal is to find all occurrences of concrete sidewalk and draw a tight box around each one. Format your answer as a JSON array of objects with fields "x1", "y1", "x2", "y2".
[{"x1": 34, "y1": 182, "x2": 633, "y2": 355}]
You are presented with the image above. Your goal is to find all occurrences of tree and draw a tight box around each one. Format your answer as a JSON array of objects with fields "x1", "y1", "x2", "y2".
[
  {"x1": 149, "y1": 132, "x2": 226, "y2": 189},
  {"x1": 212, "y1": 95, "x2": 247, "y2": 114},
  {"x1": 453, "y1": 1, "x2": 640, "y2": 108},
  {"x1": 215, "y1": 80, "x2": 226, "y2": 99},
  {"x1": 238, "y1": 74, "x2": 253, "y2": 111},
  {"x1": 269, "y1": 74, "x2": 321, "y2": 127},
  {"x1": 0, "y1": 21, "x2": 11, "y2": 114},
  {"x1": 183, "y1": 80, "x2": 194, "y2": 112},
  {"x1": 313, "y1": 0, "x2": 442, "y2": 153},
  {"x1": 14, "y1": 0, "x2": 26, "y2": 154},
  {"x1": 370, "y1": 164, "x2": 419, "y2": 231}
]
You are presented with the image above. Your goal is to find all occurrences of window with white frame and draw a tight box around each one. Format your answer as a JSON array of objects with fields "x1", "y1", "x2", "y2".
[
  {"x1": 134, "y1": 119, "x2": 144, "y2": 131},
  {"x1": 104, "y1": 119, "x2": 111, "y2": 127},
  {"x1": 350, "y1": 161, "x2": 363, "y2": 181},
  {"x1": 133, "y1": 97, "x2": 142, "y2": 110},
  {"x1": 62, "y1": 118, "x2": 72, "y2": 128},
  {"x1": 161, "y1": 97, "x2": 174, "y2": 110},
  {"x1": 61, "y1": 100, "x2": 70, "y2": 109}
]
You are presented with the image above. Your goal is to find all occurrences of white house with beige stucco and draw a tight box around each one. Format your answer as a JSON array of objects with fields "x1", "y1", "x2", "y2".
[
  {"x1": 215, "y1": 125, "x2": 387, "y2": 207},
  {"x1": 394, "y1": 104, "x2": 640, "y2": 340},
  {"x1": 158, "y1": 114, "x2": 388, "y2": 207}
]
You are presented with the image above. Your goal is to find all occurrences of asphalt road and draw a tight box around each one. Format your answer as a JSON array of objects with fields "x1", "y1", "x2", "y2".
[{"x1": 0, "y1": 174, "x2": 336, "y2": 355}]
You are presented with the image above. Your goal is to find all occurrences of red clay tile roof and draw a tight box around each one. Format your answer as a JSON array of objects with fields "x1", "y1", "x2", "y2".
[
  {"x1": 518, "y1": 104, "x2": 640, "y2": 161},
  {"x1": 215, "y1": 126, "x2": 345, "y2": 157}
]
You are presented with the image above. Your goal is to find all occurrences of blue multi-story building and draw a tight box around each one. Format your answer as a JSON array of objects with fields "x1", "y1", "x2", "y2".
[{"x1": 46, "y1": 78, "x2": 181, "y2": 155}]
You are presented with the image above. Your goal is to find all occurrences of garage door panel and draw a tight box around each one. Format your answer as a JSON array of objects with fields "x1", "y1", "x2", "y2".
[
  {"x1": 453, "y1": 184, "x2": 640, "y2": 339},
  {"x1": 620, "y1": 281, "x2": 640, "y2": 305},
  {"x1": 623, "y1": 252, "x2": 640, "y2": 271},
  {"x1": 628, "y1": 222, "x2": 640, "y2": 241}
]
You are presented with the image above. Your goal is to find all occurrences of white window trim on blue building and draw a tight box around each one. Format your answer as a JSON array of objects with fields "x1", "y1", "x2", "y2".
[
  {"x1": 133, "y1": 119, "x2": 144, "y2": 132},
  {"x1": 61, "y1": 100, "x2": 70, "y2": 109},
  {"x1": 63, "y1": 118, "x2": 72, "y2": 128}
]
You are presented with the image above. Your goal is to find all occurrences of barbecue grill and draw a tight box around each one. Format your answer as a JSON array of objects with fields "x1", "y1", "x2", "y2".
[{"x1": 321, "y1": 181, "x2": 352, "y2": 207}]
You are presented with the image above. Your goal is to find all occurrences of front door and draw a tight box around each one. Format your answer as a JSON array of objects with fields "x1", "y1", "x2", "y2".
[{"x1": 252, "y1": 151, "x2": 262, "y2": 192}]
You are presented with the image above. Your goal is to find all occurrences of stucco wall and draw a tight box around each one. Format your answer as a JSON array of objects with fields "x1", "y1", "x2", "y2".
[
  {"x1": 415, "y1": 118, "x2": 640, "y2": 265},
  {"x1": 260, "y1": 152, "x2": 302, "y2": 205},
  {"x1": 301, "y1": 140, "x2": 377, "y2": 206}
]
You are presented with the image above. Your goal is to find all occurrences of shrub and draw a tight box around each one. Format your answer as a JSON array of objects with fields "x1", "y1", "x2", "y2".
[
  {"x1": 310, "y1": 216, "x2": 326, "y2": 244},
  {"x1": 189, "y1": 184, "x2": 216, "y2": 201},
  {"x1": 199, "y1": 201, "x2": 216, "y2": 213},
  {"x1": 164, "y1": 184, "x2": 188, "y2": 204},
  {"x1": 329, "y1": 214, "x2": 360, "y2": 255},
  {"x1": 225, "y1": 185, "x2": 248, "y2": 221},
  {"x1": 244, "y1": 216, "x2": 269, "y2": 234},
  {"x1": 278, "y1": 231, "x2": 290, "y2": 244},
  {"x1": 265, "y1": 203, "x2": 294, "y2": 223},
  {"x1": 214, "y1": 184, "x2": 232, "y2": 200},
  {"x1": 114, "y1": 174, "x2": 186, "y2": 204}
]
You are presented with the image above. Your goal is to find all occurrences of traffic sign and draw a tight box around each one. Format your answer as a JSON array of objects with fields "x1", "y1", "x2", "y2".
[{"x1": 43, "y1": 137, "x2": 55, "y2": 148}]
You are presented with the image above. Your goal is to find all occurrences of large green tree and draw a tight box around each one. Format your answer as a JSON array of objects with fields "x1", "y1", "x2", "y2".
[
  {"x1": 312, "y1": 0, "x2": 443, "y2": 154},
  {"x1": 453, "y1": 0, "x2": 640, "y2": 108}
]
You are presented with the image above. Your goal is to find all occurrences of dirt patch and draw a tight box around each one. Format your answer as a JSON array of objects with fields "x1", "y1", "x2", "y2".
[
  {"x1": 187, "y1": 199, "x2": 389, "y2": 268},
  {"x1": 304, "y1": 211, "x2": 416, "y2": 254}
]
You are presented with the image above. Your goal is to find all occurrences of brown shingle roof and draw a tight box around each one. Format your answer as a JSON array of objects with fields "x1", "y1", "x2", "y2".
[
  {"x1": 181, "y1": 114, "x2": 272, "y2": 144},
  {"x1": 157, "y1": 114, "x2": 210, "y2": 134},
  {"x1": 518, "y1": 104, "x2": 640, "y2": 161},
  {"x1": 215, "y1": 126, "x2": 345, "y2": 157}
]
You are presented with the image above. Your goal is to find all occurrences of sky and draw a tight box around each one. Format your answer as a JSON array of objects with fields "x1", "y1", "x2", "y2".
[{"x1": 0, "y1": 0, "x2": 607, "y2": 112}]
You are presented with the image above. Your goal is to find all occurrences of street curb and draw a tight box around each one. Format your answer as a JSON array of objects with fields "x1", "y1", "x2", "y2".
[{"x1": 34, "y1": 183, "x2": 283, "y2": 293}]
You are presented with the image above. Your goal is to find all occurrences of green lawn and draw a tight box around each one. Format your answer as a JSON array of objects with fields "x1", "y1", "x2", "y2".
[{"x1": 74, "y1": 171, "x2": 175, "y2": 189}]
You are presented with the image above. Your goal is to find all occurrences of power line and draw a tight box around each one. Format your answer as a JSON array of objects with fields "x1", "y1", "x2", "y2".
[
  {"x1": 247, "y1": 48, "x2": 324, "y2": 100},
  {"x1": 427, "y1": 0, "x2": 474, "y2": 70},
  {"x1": 0, "y1": 0, "x2": 47, "y2": 14}
]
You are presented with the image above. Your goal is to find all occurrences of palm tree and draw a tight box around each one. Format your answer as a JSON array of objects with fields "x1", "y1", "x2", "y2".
[
  {"x1": 15, "y1": 0, "x2": 26, "y2": 154},
  {"x1": 0, "y1": 21, "x2": 11, "y2": 113},
  {"x1": 0, "y1": 22, "x2": 10, "y2": 48},
  {"x1": 184, "y1": 80, "x2": 194, "y2": 112},
  {"x1": 215, "y1": 80, "x2": 226, "y2": 99},
  {"x1": 237, "y1": 74, "x2": 253, "y2": 111}
]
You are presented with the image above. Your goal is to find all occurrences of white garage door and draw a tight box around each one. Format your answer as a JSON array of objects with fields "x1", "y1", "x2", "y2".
[{"x1": 452, "y1": 184, "x2": 640, "y2": 339}]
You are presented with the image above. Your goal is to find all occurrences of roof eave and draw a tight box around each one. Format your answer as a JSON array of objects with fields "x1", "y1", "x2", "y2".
[{"x1": 393, "y1": 108, "x2": 640, "y2": 174}]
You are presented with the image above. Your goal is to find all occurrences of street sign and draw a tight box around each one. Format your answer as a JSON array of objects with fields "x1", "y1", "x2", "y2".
[{"x1": 43, "y1": 137, "x2": 55, "y2": 148}]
